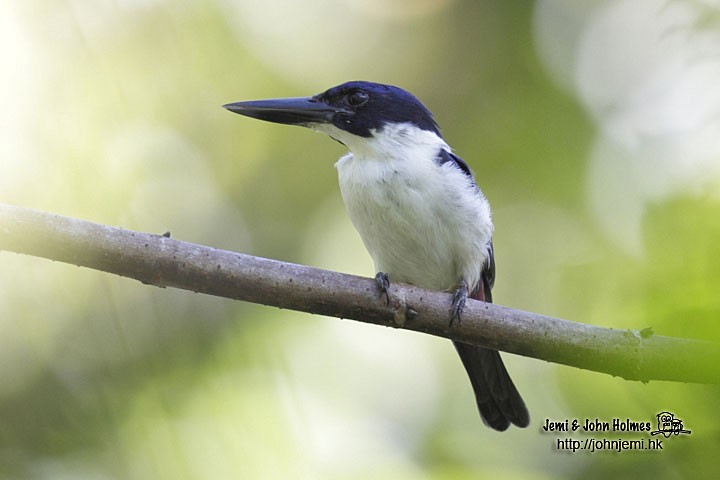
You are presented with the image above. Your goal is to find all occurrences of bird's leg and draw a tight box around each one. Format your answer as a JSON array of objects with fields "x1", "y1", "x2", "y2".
[
  {"x1": 450, "y1": 279, "x2": 468, "y2": 326},
  {"x1": 375, "y1": 272, "x2": 391, "y2": 306}
]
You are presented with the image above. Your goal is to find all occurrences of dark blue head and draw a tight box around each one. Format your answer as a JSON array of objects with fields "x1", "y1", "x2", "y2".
[
  {"x1": 224, "y1": 81, "x2": 441, "y2": 139},
  {"x1": 313, "y1": 81, "x2": 440, "y2": 137}
]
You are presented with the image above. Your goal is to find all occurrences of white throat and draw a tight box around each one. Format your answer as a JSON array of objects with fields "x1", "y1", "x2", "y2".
[{"x1": 314, "y1": 122, "x2": 449, "y2": 161}]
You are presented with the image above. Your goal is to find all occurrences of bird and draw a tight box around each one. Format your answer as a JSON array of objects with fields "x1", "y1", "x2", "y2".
[{"x1": 223, "y1": 81, "x2": 529, "y2": 431}]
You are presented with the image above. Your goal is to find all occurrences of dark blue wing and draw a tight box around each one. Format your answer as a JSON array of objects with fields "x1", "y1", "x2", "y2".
[
  {"x1": 436, "y1": 148, "x2": 494, "y2": 291},
  {"x1": 483, "y1": 240, "x2": 495, "y2": 300},
  {"x1": 437, "y1": 150, "x2": 524, "y2": 429},
  {"x1": 436, "y1": 149, "x2": 475, "y2": 181},
  {"x1": 436, "y1": 148, "x2": 492, "y2": 292}
]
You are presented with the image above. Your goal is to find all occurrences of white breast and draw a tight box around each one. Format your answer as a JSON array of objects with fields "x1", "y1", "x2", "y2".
[{"x1": 331, "y1": 124, "x2": 493, "y2": 292}]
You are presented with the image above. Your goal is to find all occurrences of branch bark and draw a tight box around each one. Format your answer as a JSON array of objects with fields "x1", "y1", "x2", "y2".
[{"x1": 1, "y1": 203, "x2": 718, "y2": 384}]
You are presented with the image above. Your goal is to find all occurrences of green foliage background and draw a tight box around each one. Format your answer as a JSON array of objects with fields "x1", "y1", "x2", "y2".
[{"x1": 1, "y1": 1, "x2": 718, "y2": 478}]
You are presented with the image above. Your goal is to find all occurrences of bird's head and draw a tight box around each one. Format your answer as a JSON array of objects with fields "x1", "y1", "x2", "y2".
[{"x1": 224, "y1": 81, "x2": 442, "y2": 153}]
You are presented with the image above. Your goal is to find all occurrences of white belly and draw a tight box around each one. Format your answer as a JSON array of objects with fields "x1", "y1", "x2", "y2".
[{"x1": 336, "y1": 152, "x2": 492, "y2": 292}]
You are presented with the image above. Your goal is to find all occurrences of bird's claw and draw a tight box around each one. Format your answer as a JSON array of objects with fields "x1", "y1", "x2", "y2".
[
  {"x1": 375, "y1": 272, "x2": 390, "y2": 306},
  {"x1": 450, "y1": 280, "x2": 468, "y2": 326}
]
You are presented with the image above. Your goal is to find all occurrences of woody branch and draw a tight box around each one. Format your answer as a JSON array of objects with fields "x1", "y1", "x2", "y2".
[{"x1": 0, "y1": 203, "x2": 718, "y2": 384}]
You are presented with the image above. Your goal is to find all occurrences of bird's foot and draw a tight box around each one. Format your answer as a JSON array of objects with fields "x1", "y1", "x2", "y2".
[
  {"x1": 375, "y1": 272, "x2": 390, "y2": 306},
  {"x1": 450, "y1": 279, "x2": 468, "y2": 326}
]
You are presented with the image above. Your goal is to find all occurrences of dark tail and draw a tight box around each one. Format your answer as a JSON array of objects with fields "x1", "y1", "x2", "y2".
[
  {"x1": 454, "y1": 269, "x2": 529, "y2": 431},
  {"x1": 453, "y1": 341, "x2": 529, "y2": 430}
]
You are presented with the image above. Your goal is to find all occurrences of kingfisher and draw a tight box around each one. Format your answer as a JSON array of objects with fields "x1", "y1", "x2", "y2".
[{"x1": 224, "y1": 81, "x2": 529, "y2": 431}]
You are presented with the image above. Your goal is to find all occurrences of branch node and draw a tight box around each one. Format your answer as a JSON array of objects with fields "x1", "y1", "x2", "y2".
[
  {"x1": 640, "y1": 326, "x2": 654, "y2": 338},
  {"x1": 390, "y1": 290, "x2": 410, "y2": 327}
]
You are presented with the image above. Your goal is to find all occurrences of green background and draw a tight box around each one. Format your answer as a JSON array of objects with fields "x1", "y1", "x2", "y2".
[{"x1": 1, "y1": 1, "x2": 718, "y2": 478}]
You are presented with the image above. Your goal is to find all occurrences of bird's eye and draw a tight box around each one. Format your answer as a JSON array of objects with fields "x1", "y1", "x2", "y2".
[{"x1": 345, "y1": 90, "x2": 369, "y2": 107}]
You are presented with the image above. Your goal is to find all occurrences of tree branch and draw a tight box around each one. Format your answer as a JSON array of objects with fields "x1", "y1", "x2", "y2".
[{"x1": 1, "y1": 203, "x2": 717, "y2": 383}]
